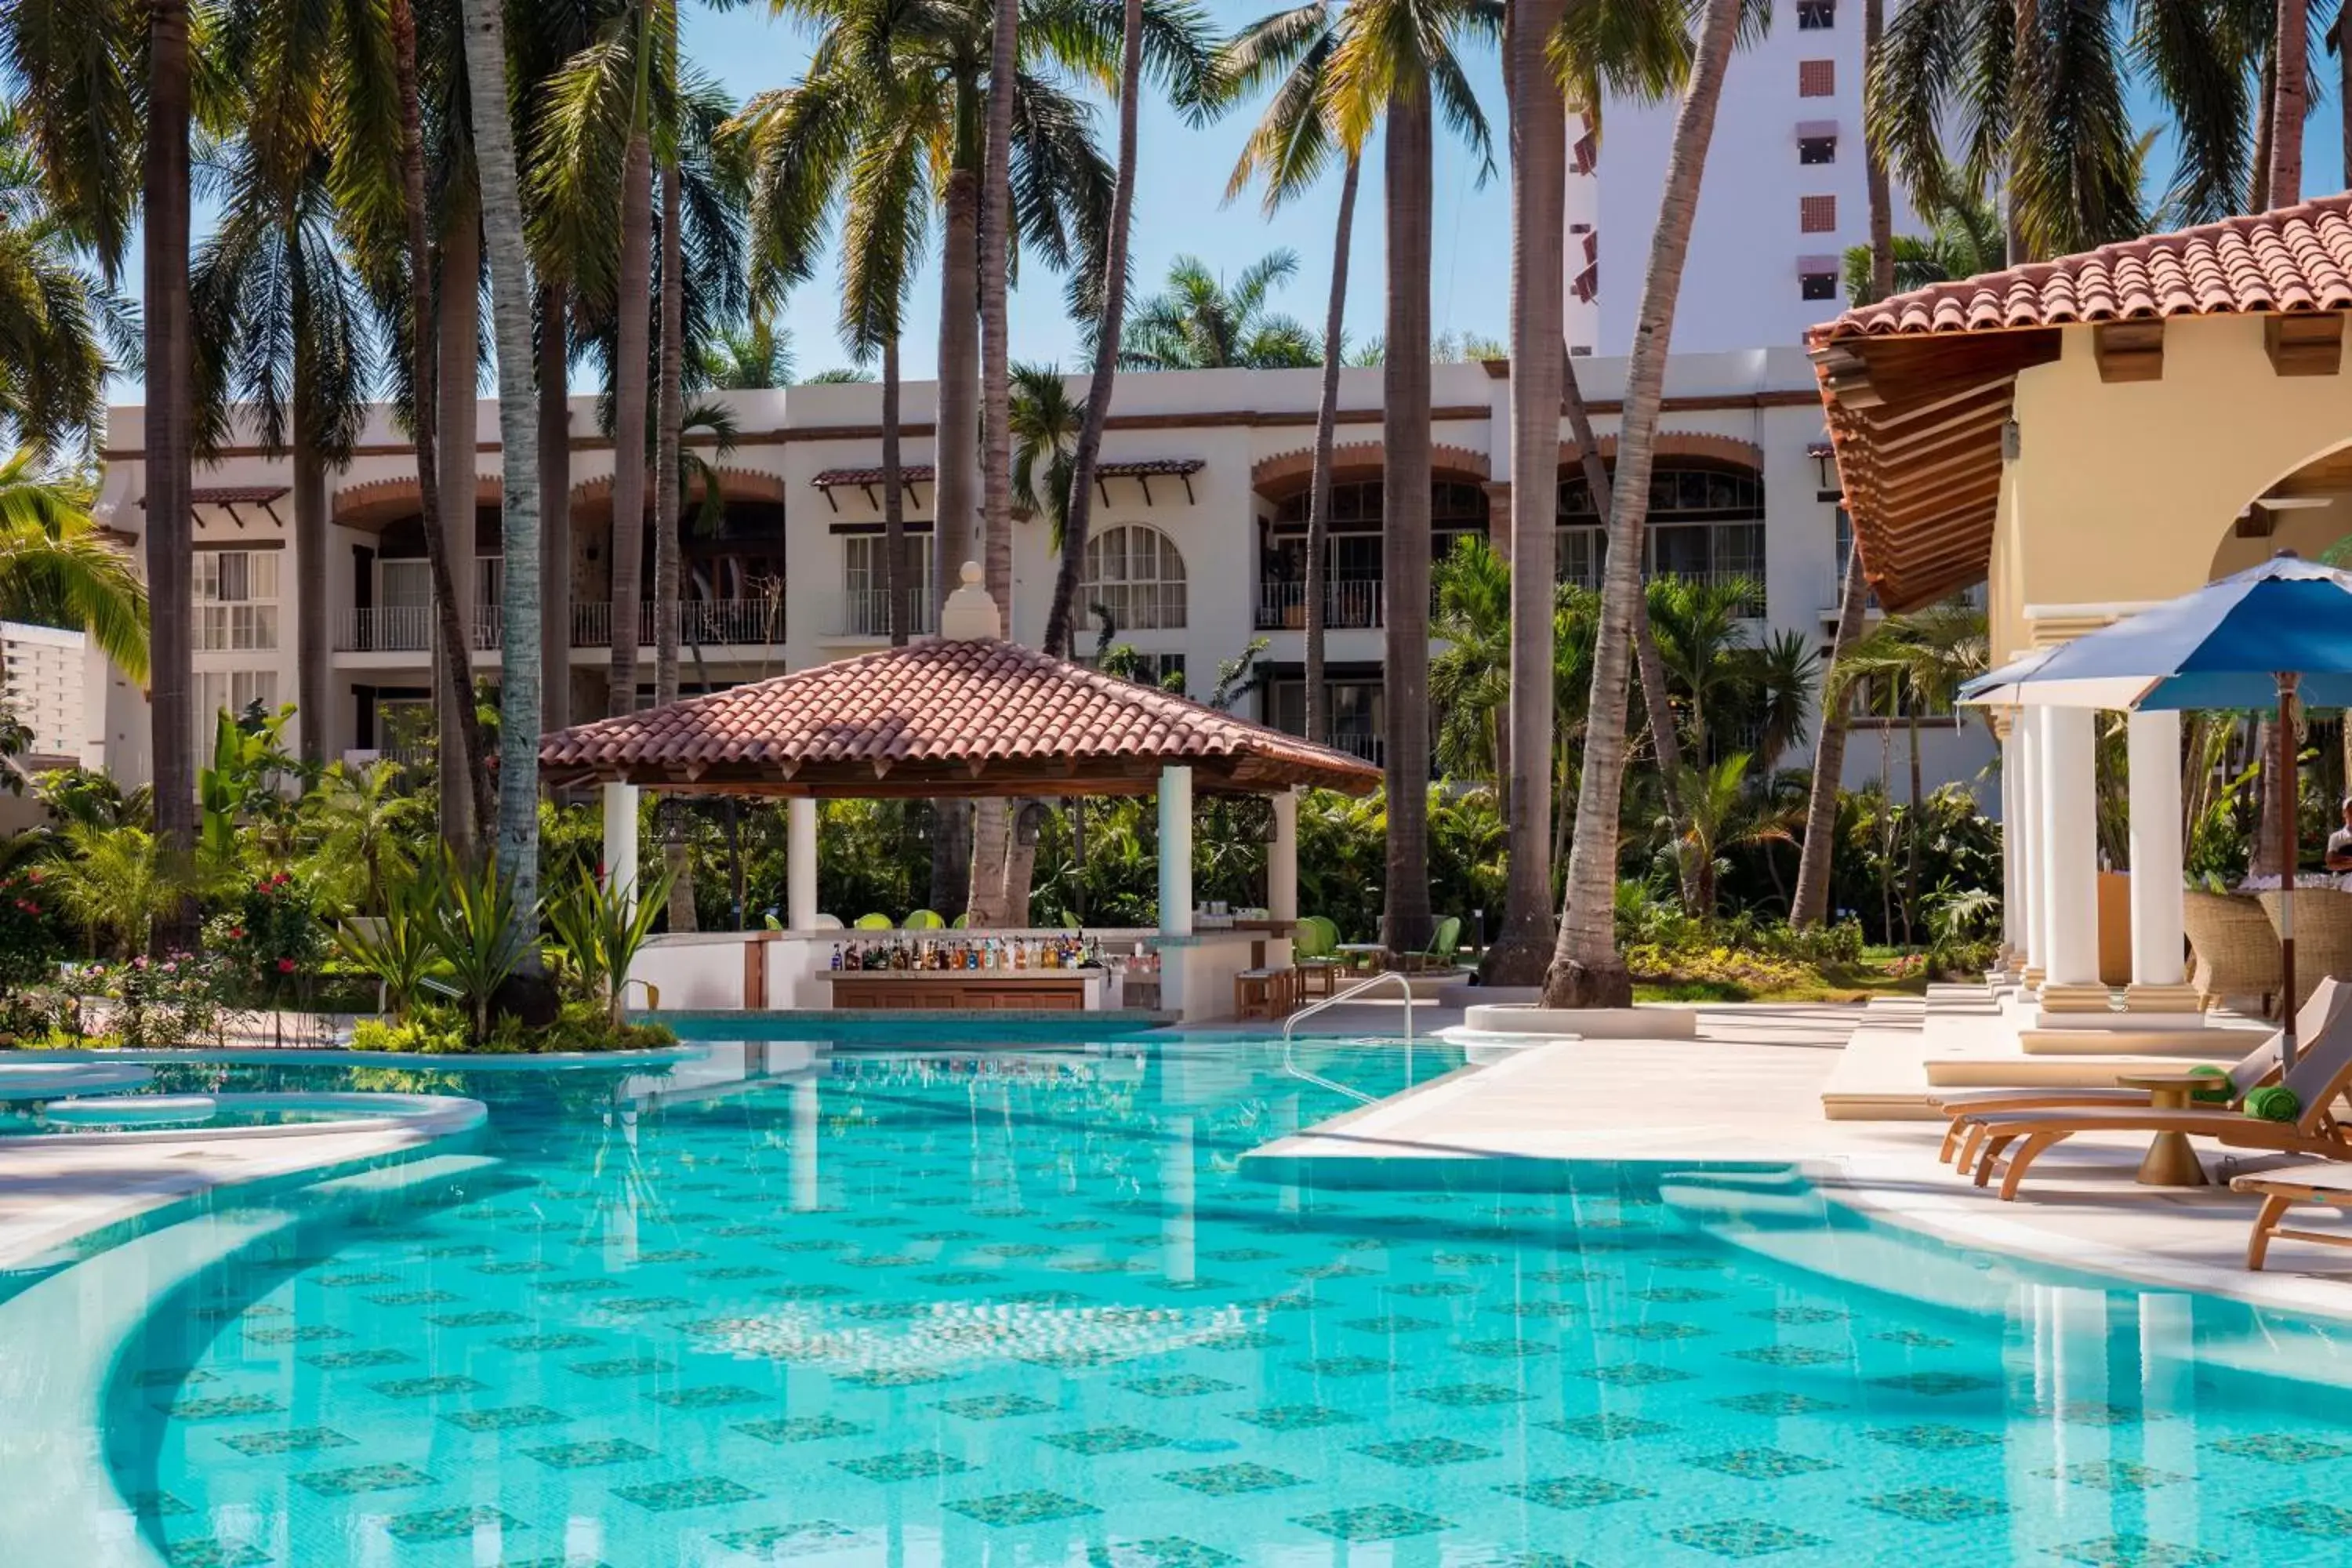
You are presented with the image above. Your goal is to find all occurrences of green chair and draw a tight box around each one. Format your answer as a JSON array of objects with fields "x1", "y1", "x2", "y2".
[
  {"x1": 904, "y1": 909, "x2": 946, "y2": 930},
  {"x1": 1398, "y1": 914, "x2": 1463, "y2": 972},
  {"x1": 854, "y1": 913, "x2": 895, "y2": 931},
  {"x1": 762, "y1": 911, "x2": 785, "y2": 932},
  {"x1": 1295, "y1": 914, "x2": 1343, "y2": 998},
  {"x1": 952, "y1": 912, "x2": 971, "y2": 928}
]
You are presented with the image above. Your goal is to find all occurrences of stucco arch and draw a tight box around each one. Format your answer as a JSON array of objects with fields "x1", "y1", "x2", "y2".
[
  {"x1": 1249, "y1": 441, "x2": 1490, "y2": 499},
  {"x1": 332, "y1": 474, "x2": 501, "y2": 529},
  {"x1": 1558, "y1": 430, "x2": 1765, "y2": 472}
]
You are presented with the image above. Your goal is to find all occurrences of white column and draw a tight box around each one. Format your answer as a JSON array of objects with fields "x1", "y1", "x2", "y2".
[
  {"x1": 1269, "y1": 788, "x2": 1299, "y2": 923},
  {"x1": 1998, "y1": 719, "x2": 2024, "y2": 975},
  {"x1": 2017, "y1": 712, "x2": 2047, "y2": 985},
  {"x1": 2038, "y1": 706, "x2": 2107, "y2": 1010},
  {"x1": 787, "y1": 797, "x2": 818, "y2": 930},
  {"x1": 602, "y1": 782, "x2": 640, "y2": 919},
  {"x1": 1159, "y1": 766, "x2": 1194, "y2": 935},
  {"x1": 2125, "y1": 709, "x2": 2198, "y2": 1014}
]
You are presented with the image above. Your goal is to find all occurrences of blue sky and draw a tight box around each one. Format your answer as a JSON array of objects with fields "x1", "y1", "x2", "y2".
[{"x1": 103, "y1": 6, "x2": 2350, "y2": 396}]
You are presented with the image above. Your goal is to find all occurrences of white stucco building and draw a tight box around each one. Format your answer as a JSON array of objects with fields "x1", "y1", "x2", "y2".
[
  {"x1": 89, "y1": 347, "x2": 1989, "y2": 799},
  {"x1": 1566, "y1": 0, "x2": 1918, "y2": 357},
  {"x1": 0, "y1": 620, "x2": 109, "y2": 771}
]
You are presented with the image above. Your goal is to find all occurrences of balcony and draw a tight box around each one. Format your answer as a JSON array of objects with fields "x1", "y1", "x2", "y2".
[
  {"x1": 1254, "y1": 579, "x2": 1385, "y2": 631},
  {"x1": 333, "y1": 601, "x2": 788, "y2": 655},
  {"x1": 827, "y1": 589, "x2": 937, "y2": 640}
]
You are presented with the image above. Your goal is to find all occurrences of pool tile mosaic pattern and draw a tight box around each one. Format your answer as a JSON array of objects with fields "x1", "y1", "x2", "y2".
[{"x1": 31, "y1": 1044, "x2": 2352, "y2": 1566}]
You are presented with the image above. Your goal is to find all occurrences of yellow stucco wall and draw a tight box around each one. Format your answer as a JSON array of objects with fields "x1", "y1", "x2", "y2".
[{"x1": 1988, "y1": 314, "x2": 2352, "y2": 659}]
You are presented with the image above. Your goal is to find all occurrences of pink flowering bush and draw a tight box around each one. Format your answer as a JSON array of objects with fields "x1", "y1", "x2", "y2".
[{"x1": 204, "y1": 870, "x2": 327, "y2": 1007}]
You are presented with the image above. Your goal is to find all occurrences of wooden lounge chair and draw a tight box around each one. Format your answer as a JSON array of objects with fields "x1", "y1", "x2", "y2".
[
  {"x1": 2229, "y1": 1163, "x2": 2352, "y2": 1269},
  {"x1": 1932, "y1": 978, "x2": 2350, "y2": 1174},
  {"x1": 1967, "y1": 1011, "x2": 2352, "y2": 1201}
]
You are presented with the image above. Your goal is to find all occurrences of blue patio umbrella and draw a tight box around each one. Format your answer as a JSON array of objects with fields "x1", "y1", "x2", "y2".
[{"x1": 1986, "y1": 553, "x2": 2352, "y2": 1063}]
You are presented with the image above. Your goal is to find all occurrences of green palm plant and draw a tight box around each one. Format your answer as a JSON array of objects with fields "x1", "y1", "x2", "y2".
[
  {"x1": 1840, "y1": 183, "x2": 2005, "y2": 305},
  {"x1": 300, "y1": 759, "x2": 432, "y2": 916},
  {"x1": 0, "y1": 449, "x2": 149, "y2": 679},
  {"x1": 1867, "y1": 0, "x2": 2257, "y2": 262},
  {"x1": 1324, "y1": 0, "x2": 1501, "y2": 956},
  {"x1": 1655, "y1": 752, "x2": 1794, "y2": 915},
  {"x1": 1429, "y1": 534, "x2": 1511, "y2": 789},
  {"x1": 1217, "y1": 0, "x2": 1356, "y2": 752},
  {"x1": 4, "y1": 0, "x2": 205, "y2": 943},
  {"x1": 189, "y1": 140, "x2": 374, "y2": 771},
  {"x1": 0, "y1": 107, "x2": 136, "y2": 459},
  {"x1": 1644, "y1": 572, "x2": 1761, "y2": 764},
  {"x1": 1010, "y1": 363, "x2": 1085, "y2": 546},
  {"x1": 1118, "y1": 250, "x2": 1319, "y2": 368},
  {"x1": 56, "y1": 820, "x2": 180, "y2": 957},
  {"x1": 423, "y1": 851, "x2": 535, "y2": 1044},
  {"x1": 334, "y1": 869, "x2": 441, "y2": 1018},
  {"x1": 1738, "y1": 629, "x2": 1822, "y2": 764}
]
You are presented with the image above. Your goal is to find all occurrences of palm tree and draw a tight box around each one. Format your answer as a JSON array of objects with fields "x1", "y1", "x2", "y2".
[
  {"x1": 1118, "y1": 251, "x2": 1319, "y2": 368},
  {"x1": 1429, "y1": 533, "x2": 1510, "y2": 789},
  {"x1": 3, "y1": 0, "x2": 198, "y2": 942},
  {"x1": 1217, "y1": 0, "x2": 1359, "y2": 748},
  {"x1": 1838, "y1": 187, "x2": 2004, "y2": 304},
  {"x1": 0, "y1": 109, "x2": 133, "y2": 460},
  {"x1": 299, "y1": 758, "x2": 429, "y2": 916},
  {"x1": 1328, "y1": 0, "x2": 1501, "y2": 956},
  {"x1": 1646, "y1": 573, "x2": 1759, "y2": 764},
  {"x1": 1657, "y1": 753, "x2": 1792, "y2": 914},
  {"x1": 1827, "y1": 597, "x2": 1989, "y2": 942},
  {"x1": 190, "y1": 136, "x2": 373, "y2": 774},
  {"x1": 1868, "y1": 0, "x2": 2253, "y2": 262},
  {"x1": 455, "y1": 0, "x2": 546, "y2": 921},
  {"x1": 2272, "y1": 0, "x2": 2310, "y2": 204},
  {"x1": 1545, "y1": 0, "x2": 1740, "y2": 1007},
  {"x1": 0, "y1": 449, "x2": 149, "y2": 679},
  {"x1": 1042, "y1": 0, "x2": 1196, "y2": 657},
  {"x1": 699, "y1": 314, "x2": 793, "y2": 387}
]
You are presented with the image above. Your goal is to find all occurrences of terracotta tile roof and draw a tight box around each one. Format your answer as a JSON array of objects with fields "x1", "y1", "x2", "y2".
[
  {"x1": 1098, "y1": 459, "x2": 1204, "y2": 477},
  {"x1": 539, "y1": 637, "x2": 1381, "y2": 797},
  {"x1": 1813, "y1": 194, "x2": 2352, "y2": 343},
  {"x1": 812, "y1": 465, "x2": 935, "y2": 487}
]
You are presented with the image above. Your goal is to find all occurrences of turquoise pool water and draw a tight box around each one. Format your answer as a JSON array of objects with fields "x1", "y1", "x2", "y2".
[{"x1": 30, "y1": 1038, "x2": 2352, "y2": 1566}]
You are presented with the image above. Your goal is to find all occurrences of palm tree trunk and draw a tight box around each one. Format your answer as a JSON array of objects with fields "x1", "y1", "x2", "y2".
[
  {"x1": 1794, "y1": 549, "x2": 1868, "y2": 926},
  {"x1": 1543, "y1": 0, "x2": 1740, "y2": 1007},
  {"x1": 2254, "y1": 42, "x2": 2278, "y2": 212},
  {"x1": 930, "y1": 157, "x2": 981, "y2": 919},
  {"x1": 437, "y1": 178, "x2": 488, "y2": 854},
  {"x1": 145, "y1": 0, "x2": 197, "y2": 951},
  {"x1": 1304, "y1": 152, "x2": 1359, "y2": 746},
  {"x1": 656, "y1": 160, "x2": 695, "y2": 933},
  {"x1": 2005, "y1": 0, "x2": 2037, "y2": 264},
  {"x1": 291, "y1": 353, "x2": 328, "y2": 773},
  {"x1": 1044, "y1": 0, "x2": 1145, "y2": 659},
  {"x1": 539, "y1": 281, "x2": 571, "y2": 732},
  {"x1": 1864, "y1": 0, "x2": 1894, "y2": 299},
  {"x1": 459, "y1": 0, "x2": 543, "y2": 915},
  {"x1": 1904, "y1": 708, "x2": 1923, "y2": 946},
  {"x1": 1483, "y1": 0, "x2": 1565, "y2": 988},
  {"x1": 1563, "y1": 355, "x2": 1693, "y2": 906},
  {"x1": 975, "y1": 0, "x2": 1023, "y2": 920},
  {"x1": 607, "y1": 127, "x2": 652, "y2": 716},
  {"x1": 2340, "y1": 19, "x2": 2351, "y2": 199},
  {"x1": 882, "y1": 334, "x2": 909, "y2": 645},
  {"x1": 392, "y1": 0, "x2": 488, "y2": 857},
  {"x1": 1381, "y1": 88, "x2": 1436, "y2": 958},
  {"x1": 2273, "y1": 0, "x2": 2310, "y2": 205}
]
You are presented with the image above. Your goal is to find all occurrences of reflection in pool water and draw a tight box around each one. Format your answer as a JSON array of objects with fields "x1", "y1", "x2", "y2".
[{"x1": 15, "y1": 1039, "x2": 2352, "y2": 1566}]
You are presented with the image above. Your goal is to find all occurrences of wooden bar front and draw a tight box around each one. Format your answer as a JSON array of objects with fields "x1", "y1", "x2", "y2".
[{"x1": 821, "y1": 969, "x2": 1102, "y2": 1011}]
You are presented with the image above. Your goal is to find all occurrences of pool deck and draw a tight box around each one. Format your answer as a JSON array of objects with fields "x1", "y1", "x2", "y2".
[
  {"x1": 0, "y1": 1122, "x2": 459, "y2": 1276},
  {"x1": 1254, "y1": 995, "x2": 2352, "y2": 1325}
]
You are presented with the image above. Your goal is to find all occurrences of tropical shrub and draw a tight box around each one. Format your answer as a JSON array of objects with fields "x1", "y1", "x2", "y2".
[
  {"x1": 205, "y1": 869, "x2": 328, "y2": 1006},
  {"x1": 420, "y1": 855, "x2": 533, "y2": 1042},
  {"x1": 333, "y1": 877, "x2": 442, "y2": 1018},
  {"x1": 350, "y1": 1000, "x2": 675, "y2": 1055},
  {"x1": 546, "y1": 866, "x2": 674, "y2": 1025}
]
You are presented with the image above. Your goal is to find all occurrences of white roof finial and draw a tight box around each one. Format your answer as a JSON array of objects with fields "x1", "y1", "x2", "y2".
[{"x1": 937, "y1": 560, "x2": 1003, "y2": 641}]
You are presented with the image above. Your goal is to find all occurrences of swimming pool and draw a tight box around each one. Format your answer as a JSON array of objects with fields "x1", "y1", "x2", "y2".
[{"x1": 20, "y1": 1036, "x2": 2352, "y2": 1566}]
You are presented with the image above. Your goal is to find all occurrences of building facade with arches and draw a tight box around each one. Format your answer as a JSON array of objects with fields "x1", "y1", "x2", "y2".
[{"x1": 89, "y1": 343, "x2": 1984, "y2": 796}]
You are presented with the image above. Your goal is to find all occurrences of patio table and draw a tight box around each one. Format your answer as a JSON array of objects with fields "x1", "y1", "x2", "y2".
[
  {"x1": 2112, "y1": 1071, "x2": 2214, "y2": 1187},
  {"x1": 1334, "y1": 943, "x2": 1386, "y2": 974}
]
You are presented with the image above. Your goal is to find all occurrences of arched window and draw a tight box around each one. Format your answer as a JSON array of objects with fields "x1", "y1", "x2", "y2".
[
  {"x1": 1556, "y1": 459, "x2": 1766, "y2": 615},
  {"x1": 1083, "y1": 524, "x2": 1187, "y2": 631}
]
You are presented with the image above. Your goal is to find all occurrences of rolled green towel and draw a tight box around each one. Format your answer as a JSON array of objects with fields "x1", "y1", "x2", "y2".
[
  {"x1": 2187, "y1": 1065, "x2": 2233, "y2": 1105},
  {"x1": 2244, "y1": 1085, "x2": 2302, "y2": 1123}
]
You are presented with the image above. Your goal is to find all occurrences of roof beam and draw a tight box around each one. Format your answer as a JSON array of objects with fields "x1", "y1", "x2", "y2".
[
  {"x1": 2092, "y1": 321, "x2": 2165, "y2": 383},
  {"x1": 2266, "y1": 314, "x2": 2344, "y2": 376}
]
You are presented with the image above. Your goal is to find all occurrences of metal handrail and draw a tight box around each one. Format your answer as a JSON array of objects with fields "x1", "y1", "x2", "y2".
[{"x1": 1279, "y1": 971, "x2": 1416, "y2": 1104}]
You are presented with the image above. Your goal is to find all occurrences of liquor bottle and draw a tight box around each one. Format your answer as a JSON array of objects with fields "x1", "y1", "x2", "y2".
[{"x1": 829, "y1": 943, "x2": 843, "y2": 971}]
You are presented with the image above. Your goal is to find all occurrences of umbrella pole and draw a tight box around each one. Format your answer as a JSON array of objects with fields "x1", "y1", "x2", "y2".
[{"x1": 2280, "y1": 674, "x2": 2300, "y2": 1069}]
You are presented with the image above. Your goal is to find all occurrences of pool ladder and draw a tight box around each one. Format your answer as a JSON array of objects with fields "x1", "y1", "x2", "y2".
[{"x1": 1279, "y1": 971, "x2": 1416, "y2": 1105}]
